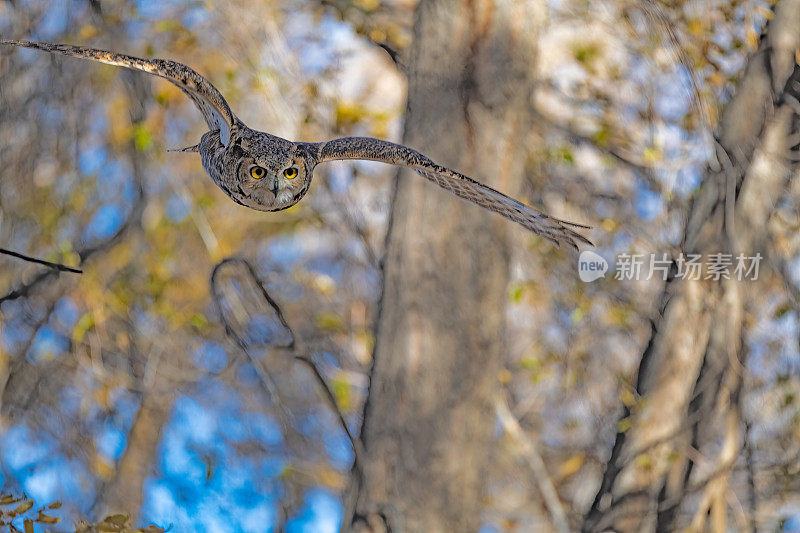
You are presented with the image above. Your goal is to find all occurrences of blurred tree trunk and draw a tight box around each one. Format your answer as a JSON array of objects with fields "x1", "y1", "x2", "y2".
[
  {"x1": 99, "y1": 384, "x2": 175, "y2": 519},
  {"x1": 583, "y1": 1, "x2": 800, "y2": 531},
  {"x1": 80, "y1": 32, "x2": 181, "y2": 520},
  {"x1": 343, "y1": 0, "x2": 546, "y2": 531}
]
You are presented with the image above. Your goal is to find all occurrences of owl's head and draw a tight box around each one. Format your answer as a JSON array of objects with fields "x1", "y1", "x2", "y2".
[{"x1": 199, "y1": 126, "x2": 316, "y2": 212}]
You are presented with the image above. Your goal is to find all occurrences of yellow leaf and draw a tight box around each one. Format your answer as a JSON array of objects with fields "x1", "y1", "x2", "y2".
[
  {"x1": 73, "y1": 313, "x2": 95, "y2": 343},
  {"x1": 558, "y1": 453, "x2": 585, "y2": 479},
  {"x1": 601, "y1": 218, "x2": 617, "y2": 232},
  {"x1": 78, "y1": 24, "x2": 99, "y2": 40},
  {"x1": 35, "y1": 512, "x2": 60, "y2": 524},
  {"x1": 620, "y1": 388, "x2": 637, "y2": 408},
  {"x1": 103, "y1": 514, "x2": 130, "y2": 527},
  {"x1": 330, "y1": 375, "x2": 353, "y2": 413},
  {"x1": 334, "y1": 102, "x2": 367, "y2": 129},
  {"x1": 643, "y1": 147, "x2": 662, "y2": 164},
  {"x1": 95, "y1": 456, "x2": 115, "y2": 480},
  {"x1": 12, "y1": 500, "x2": 33, "y2": 515},
  {"x1": 746, "y1": 27, "x2": 759, "y2": 50},
  {"x1": 509, "y1": 283, "x2": 524, "y2": 303},
  {"x1": 606, "y1": 305, "x2": 631, "y2": 326},
  {"x1": 708, "y1": 71, "x2": 725, "y2": 86},
  {"x1": 315, "y1": 312, "x2": 344, "y2": 332},
  {"x1": 132, "y1": 123, "x2": 154, "y2": 152},
  {"x1": 369, "y1": 28, "x2": 387, "y2": 44},
  {"x1": 95, "y1": 382, "x2": 113, "y2": 410},
  {"x1": 592, "y1": 126, "x2": 611, "y2": 146},
  {"x1": 354, "y1": 0, "x2": 380, "y2": 10},
  {"x1": 687, "y1": 19, "x2": 703, "y2": 36},
  {"x1": 317, "y1": 467, "x2": 345, "y2": 490},
  {"x1": 572, "y1": 42, "x2": 601, "y2": 66},
  {"x1": 635, "y1": 453, "x2": 653, "y2": 470}
]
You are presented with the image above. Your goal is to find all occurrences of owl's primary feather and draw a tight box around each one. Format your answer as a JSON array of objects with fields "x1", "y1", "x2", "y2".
[
  {"x1": 313, "y1": 137, "x2": 592, "y2": 248},
  {"x1": 0, "y1": 40, "x2": 591, "y2": 249},
  {"x1": 0, "y1": 40, "x2": 237, "y2": 145}
]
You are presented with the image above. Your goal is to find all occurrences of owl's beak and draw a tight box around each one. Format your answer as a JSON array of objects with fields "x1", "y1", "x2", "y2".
[{"x1": 272, "y1": 178, "x2": 279, "y2": 198}]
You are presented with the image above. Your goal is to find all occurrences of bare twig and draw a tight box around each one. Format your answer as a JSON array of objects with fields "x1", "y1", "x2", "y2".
[
  {"x1": 209, "y1": 256, "x2": 364, "y2": 473},
  {"x1": 0, "y1": 247, "x2": 82, "y2": 273},
  {"x1": 637, "y1": 0, "x2": 714, "y2": 136},
  {"x1": 210, "y1": 257, "x2": 296, "y2": 434},
  {"x1": 0, "y1": 269, "x2": 53, "y2": 305},
  {"x1": 0, "y1": 57, "x2": 148, "y2": 306},
  {"x1": 494, "y1": 394, "x2": 570, "y2": 533},
  {"x1": 743, "y1": 391, "x2": 758, "y2": 531}
]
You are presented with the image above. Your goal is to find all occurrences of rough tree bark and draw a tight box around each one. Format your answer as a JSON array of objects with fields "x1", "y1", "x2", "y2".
[
  {"x1": 343, "y1": 0, "x2": 546, "y2": 530},
  {"x1": 583, "y1": 1, "x2": 800, "y2": 531}
]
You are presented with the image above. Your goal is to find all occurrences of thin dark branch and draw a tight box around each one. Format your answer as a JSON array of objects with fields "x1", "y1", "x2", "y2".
[
  {"x1": 0, "y1": 150, "x2": 144, "y2": 306},
  {"x1": 0, "y1": 52, "x2": 148, "y2": 307},
  {"x1": 0, "y1": 269, "x2": 53, "y2": 305},
  {"x1": 210, "y1": 258, "x2": 296, "y2": 435},
  {"x1": 293, "y1": 353, "x2": 364, "y2": 467},
  {"x1": 209, "y1": 256, "x2": 364, "y2": 474},
  {"x1": 0, "y1": 247, "x2": 82, "y2": 274},
  {"x1": 377, "y1": 42, "x2": 404, "y2": 70},
  {"x1": 210, "y1": 257, "x2": 295, "y2": 350},
  {"x1": 743, "y1": 412, "x2": 758, "y2": 532}
]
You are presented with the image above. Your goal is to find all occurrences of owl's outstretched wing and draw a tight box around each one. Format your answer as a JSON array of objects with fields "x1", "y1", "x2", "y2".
[
  {"x1": 310, "y1": 137, "x2": 592, "y2": 249},
  {"x1": 0, "y1": 40, "x2": 237, "y2": 145}
]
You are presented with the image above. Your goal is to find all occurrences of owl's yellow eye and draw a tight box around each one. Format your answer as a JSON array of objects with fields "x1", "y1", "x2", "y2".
[
  {"x1": 283, "y1": 167, "x2": 298, "y2": 179},
  {"x1": 250, "y1": 166, "x2": 266, "y2": 179}
]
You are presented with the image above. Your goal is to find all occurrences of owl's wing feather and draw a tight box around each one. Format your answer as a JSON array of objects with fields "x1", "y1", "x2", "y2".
[
  {"x1": 312, "y1": 137, "x2": 591, "y2": 249},
  {"x1": 0, "y1": 40, "x2": 237, "y2": 145}
]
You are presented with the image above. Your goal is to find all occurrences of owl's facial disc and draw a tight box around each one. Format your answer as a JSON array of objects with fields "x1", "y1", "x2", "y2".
[
  {"x1": 274, "y1": 164, "x2": 300, "y2": 204},
  {"x1": 248, "y1": 165, "x2": 279, "y2": 199},
  {"x1": 243, "y1": 156, "x2": 305, "y2": 210}
]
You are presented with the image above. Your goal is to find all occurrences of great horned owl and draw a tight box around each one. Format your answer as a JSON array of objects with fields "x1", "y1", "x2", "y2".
[{"x1": 0, "y1": 40, "x2": 591, "y2": 248}]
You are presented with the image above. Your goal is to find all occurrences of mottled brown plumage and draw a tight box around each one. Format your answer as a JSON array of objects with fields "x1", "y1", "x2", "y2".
[{"x1": 0, "y1": 40, "x2": 591, "y2": 248}]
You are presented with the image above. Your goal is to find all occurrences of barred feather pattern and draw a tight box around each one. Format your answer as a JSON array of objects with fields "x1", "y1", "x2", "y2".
[
  {"x1": 1, "y1": 41, "x2": 591, "y2": 248},
  {"x1": 0, "y1": 40, "x2": 237, "y2": 144},
  {"x1": 412, "y1": 164, "x2": 591, "y2": 248},
  {"x1": 314, "y1": 137, "x2": 591, "y2": 249}
]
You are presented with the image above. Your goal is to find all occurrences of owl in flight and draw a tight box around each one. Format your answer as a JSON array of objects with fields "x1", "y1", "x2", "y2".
[{"x1": 0, "y1": 40, "x2": 591, "y2": 248}]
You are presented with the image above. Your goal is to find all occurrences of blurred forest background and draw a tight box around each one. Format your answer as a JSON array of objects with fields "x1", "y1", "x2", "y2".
[{"x1": 1, "y1": 0, "x2": 800, "y2": 531}]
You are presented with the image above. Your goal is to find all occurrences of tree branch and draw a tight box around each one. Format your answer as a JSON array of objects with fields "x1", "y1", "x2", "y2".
[
  {"x1": 0, "y1": 247, "x2": 82, "y2": 274},
  {"x1": 494, "y1": 394, "x2": 570, "y2": 533},
  {"x1": 209, "y1": 257, "x2": 364, "y2": 474}
]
